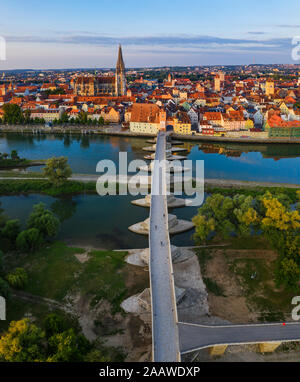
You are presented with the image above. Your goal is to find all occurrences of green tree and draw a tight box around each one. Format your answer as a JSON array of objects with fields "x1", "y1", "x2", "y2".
[
  {"x1": 23, "y1": 109, "x2": 31, "y2": 123},
  {"x1": 6, "y1": 268, "x2": 28, "y2": 289},
  {"x1": 0, "y1": 319, "x2": 46, "y2": 362},
  {"x1": 59, "y1": 111, "x2": 69, "y2": 124},
  {"x1": 77, "y1": 111, "x2": 88, "y2": 125},
  {"x1": 275, "y1": 257, "x2": 300, "y2": 291},
  {"x1": 0, "y1": 250, "x2": 4, "y2": 274},
  {"x1": 1, "y1": 219, "x2": 21, "y2": 245},
  {"x1": 43, "y1": 156, "x2": 72, "y2": 186},
  {"x1": 10, "y1": 150, "x2": 19, "y2": 160},
  {"x1": 44, "y1": 313, "x2": 67, "y2": 338},
  {"x1": 84, "y1": 349, "x2": 110, "y2": 362},
  {"x1": 47, "y1": 329, "x2": 90, "y2": 362},
  {"x1": 16, "y1": 228, "x2": 44, "y2": 253},
  {"x1": 0, "y1": 277, "x2": 10, "y2": 299},
  {"x1": 2, "y1": 104, "x2": 24, "y2": 124},
  {"x1": 27, "y1": 203, "x2": 60, "y2": 238}
]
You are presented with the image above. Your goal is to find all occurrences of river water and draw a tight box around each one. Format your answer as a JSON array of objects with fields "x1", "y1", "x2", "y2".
[{"x1": 0, "y1": 133, "x2": 299, "y2": 249}]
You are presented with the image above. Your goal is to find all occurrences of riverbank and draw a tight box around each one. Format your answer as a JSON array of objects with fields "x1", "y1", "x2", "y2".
[
  {"x1": 1, "y1": 124, "x2": 300, "y2": 144},
  {"x1": 0, "y1": 159, "x2": 46, "y2": 170},
  {"x1": 0, "y1": 175, "x2": 298, "y2": 199}
]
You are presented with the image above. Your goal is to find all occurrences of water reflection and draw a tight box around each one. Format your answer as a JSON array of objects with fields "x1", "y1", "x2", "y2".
[{"x1": 0, "y1": 133, "x2": 299, "y2": 183}]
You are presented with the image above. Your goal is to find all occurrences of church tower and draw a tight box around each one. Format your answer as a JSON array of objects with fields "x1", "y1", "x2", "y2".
[{"x1": 115, "y1": 44, "x2": 126, "y2": 96}]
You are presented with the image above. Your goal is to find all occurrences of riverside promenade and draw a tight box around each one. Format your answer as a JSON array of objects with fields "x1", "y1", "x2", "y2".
[{"x1": 1, "y1": 124, "x2": 300, "y2": 144}]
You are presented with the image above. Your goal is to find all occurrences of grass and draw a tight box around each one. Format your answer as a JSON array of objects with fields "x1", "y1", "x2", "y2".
[
  {"x1": 0, "y1": 170, "x2": 45, "y2": 178},
  {"x1": 76, "y1": 249, "x2": 129, "y2": 314},
  {"x1": 7, "y1": 242, "x2": 85, "y2": 301},
  {"x1": 195, "y1": 248, "x2": 212, "y2": 274},
  {"x1": 228, "y1": 256, "x2": 294, "y2": 322},
  {"x1": 195, "y1": 248, "x2": 225, "y2": 296},
  {"x1": 195, "y1": 237, "x2": 295, "y2": 322},
  {"x1": 0, "y1": 179, "x2": 97, "y2": 196},
  {"x1": 203, "y1": 277, "x2": 225, "y2": 296},
  {"x1": 5, "y1": 242, "x2": 130, "y2": 313}
]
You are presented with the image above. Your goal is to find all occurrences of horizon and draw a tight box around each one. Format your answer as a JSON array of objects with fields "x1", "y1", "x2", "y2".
[{"x1": 1, "y1": 0, "x2": 300, "y2": 70}]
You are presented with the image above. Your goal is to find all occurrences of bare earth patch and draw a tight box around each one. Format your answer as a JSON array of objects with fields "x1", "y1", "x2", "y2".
[{"x1": 205, "y1": 249, "x2": 277, "y2": 323}]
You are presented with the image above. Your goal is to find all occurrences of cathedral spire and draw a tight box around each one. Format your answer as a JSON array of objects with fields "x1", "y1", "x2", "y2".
[
  {"x1": 116, "y1": 44, "x2": 125, "y2": 73},
  {"x1": 115, "y1": 44, "x2": 126, "y2": 96}
]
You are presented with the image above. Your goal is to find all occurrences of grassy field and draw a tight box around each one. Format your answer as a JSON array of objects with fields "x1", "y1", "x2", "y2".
[
  {"x1": 228, "y1": 256, "x2": 294, "y2": 322},
  {"x1": 0, "y1": 179, "x2": 97, "y2": 196},
  {"x1": 196, "y1": 237, "x2": 296, "y2": 322},
  {"x1": 4, "y1": 242, "x2": 132, "y2": 311},
  {"x1": 1, "y1": 241, "x2": 149, "y2": 360}
]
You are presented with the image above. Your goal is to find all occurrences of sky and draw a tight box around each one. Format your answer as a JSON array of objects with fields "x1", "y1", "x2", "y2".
[{"x1": 1, "y1": 0, "x2": 300, "y2": 69}]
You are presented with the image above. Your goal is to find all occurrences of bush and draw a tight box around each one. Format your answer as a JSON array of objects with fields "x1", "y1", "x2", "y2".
[
  {"x1": 1, "y1": 219, "x2": 21, "y2": 245},
  {"x1": 0, "y1": 250, "x2": 3, "y2": 274},
  {"x1": 6, "y1": 268, "x2": 28, "y2": 289},
  {"x1": 16, "y1": 228, "x2": 44, "y2": 253},
  {"x1": 44, "y1": 313, "x2": 67, "y2": 338},
  {"x1": 0, "y1": 277, "x2": 10, "y2": 299},
  {"x1": 43, "y1": 157, "x2": 72, "y2": 186},
  {"x1": 27, "y1": 203, "x2": 60, "y2": 238}
]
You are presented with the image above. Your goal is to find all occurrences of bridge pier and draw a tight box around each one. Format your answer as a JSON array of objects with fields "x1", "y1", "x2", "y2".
[
  {"x1": 258, "y1": 342, "x2": 281, "y2": 353},
  {"x1": 209, "y1": 345, "x2": 228, "y2": 356}
]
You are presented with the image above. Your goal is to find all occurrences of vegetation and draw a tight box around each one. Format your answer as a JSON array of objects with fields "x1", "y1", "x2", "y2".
[
  {"x1": 0, "y1": 316, "x2": 94, "y2": 362},
  {"x1": 27, "y1": 203, "x2": 60, "y2": 238},
  {"x1": 16, "y1": 228, "x2": 44, "y2": 253},
  {"x1": 6, "y1": 268, "x2": 28, "y2": 288},
  {"x1": 43, "y1": 157, "x2": 72, "y2": 186},
  {"x1": 193, "y1": 192, "x2": 300, "y2": 290}
]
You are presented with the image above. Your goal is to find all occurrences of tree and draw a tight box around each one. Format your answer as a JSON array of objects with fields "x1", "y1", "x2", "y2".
[
  {"x1": 23, "y1": 109, "x2": 31, "y2": 124},
  {"x1": 47, "y1": 328, "x2": 90, "y2": 362},
  {"x1": 0, "y1": 277, "x2": 10, "y2": 299},
  {"x1": 27, "y1": 203, "x2": 60, "y2": 238},
  {"x1": 6, "y1": 268, "x2": 28, "y2": 289},
  {"x1": 76, "y1": 111, "x2": 88, "y2": 125},
  {"x1": 43, "y1": 156, "x2": 72, "y2": 186},
  {"x1": 192, "y1": 214, "x2": 215, "y2": 243},
  {"x1": 275, "y1": 258, "x2": 300, "y2": 291},
  {"x1": 0, "y1": 250, "x2": 3, "y2": 274},
  {"x1": 2, "y1": 104, "x2": 24, "y2": 124},
  {"x1": 98, "y1": 116, "x2": 105, "y2": 126},
  {"x1": 44, "y1": 313, "x2": 67, "y2": 338},
  {"x1": 1, "y1": 219, "x2": 21, "y2": 245},
  {"x1": 59, "y1": 111, "x2": 69, "y2": 124},
  {"x1": 0, "y1": 319, "x2": 46, "y2": 362},
  {"x1": 84, "y1": 349, "x2": 110, "y2": 362},
  {"x1": 10, "y1": 150, "x2": 19, "y2": 160},
  {"x1": 16, "y1": 228, "x2": 44, "y2": 253}
]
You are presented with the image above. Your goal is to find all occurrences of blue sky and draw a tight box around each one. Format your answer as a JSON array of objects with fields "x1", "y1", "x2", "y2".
[{"x1": 1, "y1": 0, "x2": 300, "y2": 69}]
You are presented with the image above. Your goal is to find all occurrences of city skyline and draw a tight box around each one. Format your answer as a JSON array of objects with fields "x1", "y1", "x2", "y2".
[{"x1": 1, "y1": 0, "x2": 300, "y2": 69}]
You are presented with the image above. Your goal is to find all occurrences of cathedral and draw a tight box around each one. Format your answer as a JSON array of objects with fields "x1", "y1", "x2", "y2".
[{"x1": 74, "y1": 45, "x2": 126, "y2": 97}]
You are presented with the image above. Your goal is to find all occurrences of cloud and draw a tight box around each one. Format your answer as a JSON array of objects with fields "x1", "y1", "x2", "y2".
[
  {"x1": 4, "y1": 33, "x2": 292, "y2": 51},
  {"x1": 276, "y1": 24, "x2": 300, "y2": 28},
  {"x1": 247, "y1": 31, "x2": 266, "y2": 35}
]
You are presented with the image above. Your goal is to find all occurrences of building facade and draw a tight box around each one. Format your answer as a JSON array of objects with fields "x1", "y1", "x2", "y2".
[{"x1": 74, "y1": 45, "x2": 126, "y2": 97}]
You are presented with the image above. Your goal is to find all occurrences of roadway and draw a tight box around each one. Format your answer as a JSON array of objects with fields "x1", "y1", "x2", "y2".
[
  {"x1": 179, "y1": 322, "x2": 300, "y2": 354},
  {"x1": 149, "y1": 131, "x2": 181, "y2": 362}
]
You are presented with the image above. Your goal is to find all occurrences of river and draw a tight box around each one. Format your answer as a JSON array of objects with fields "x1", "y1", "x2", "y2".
[{"x1": 0, "y1": 133, "x2": 299, "y2": 249}]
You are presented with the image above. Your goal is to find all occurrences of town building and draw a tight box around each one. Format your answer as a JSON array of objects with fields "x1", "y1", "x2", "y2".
[{"x1": 74, "y1": 45, "x2": 126, "y2": 97}]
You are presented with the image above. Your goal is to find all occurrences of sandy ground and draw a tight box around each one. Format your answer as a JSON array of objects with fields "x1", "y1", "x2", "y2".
[{"x1": 205, "y1": 248, "x2": 279, "y2": 323}]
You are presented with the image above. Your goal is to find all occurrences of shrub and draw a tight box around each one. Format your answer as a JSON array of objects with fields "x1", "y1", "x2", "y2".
[
  {"x1": 6, "y1": 268, "x2": 28, "y2": 289},
  {"x1": 16, "y1": 228, "x2": 44, "y2": 253}
]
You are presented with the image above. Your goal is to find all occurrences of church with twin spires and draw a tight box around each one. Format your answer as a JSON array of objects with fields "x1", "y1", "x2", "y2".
[{"x1": 74, "y1": 45, "x2": 126, "y2": 97}]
